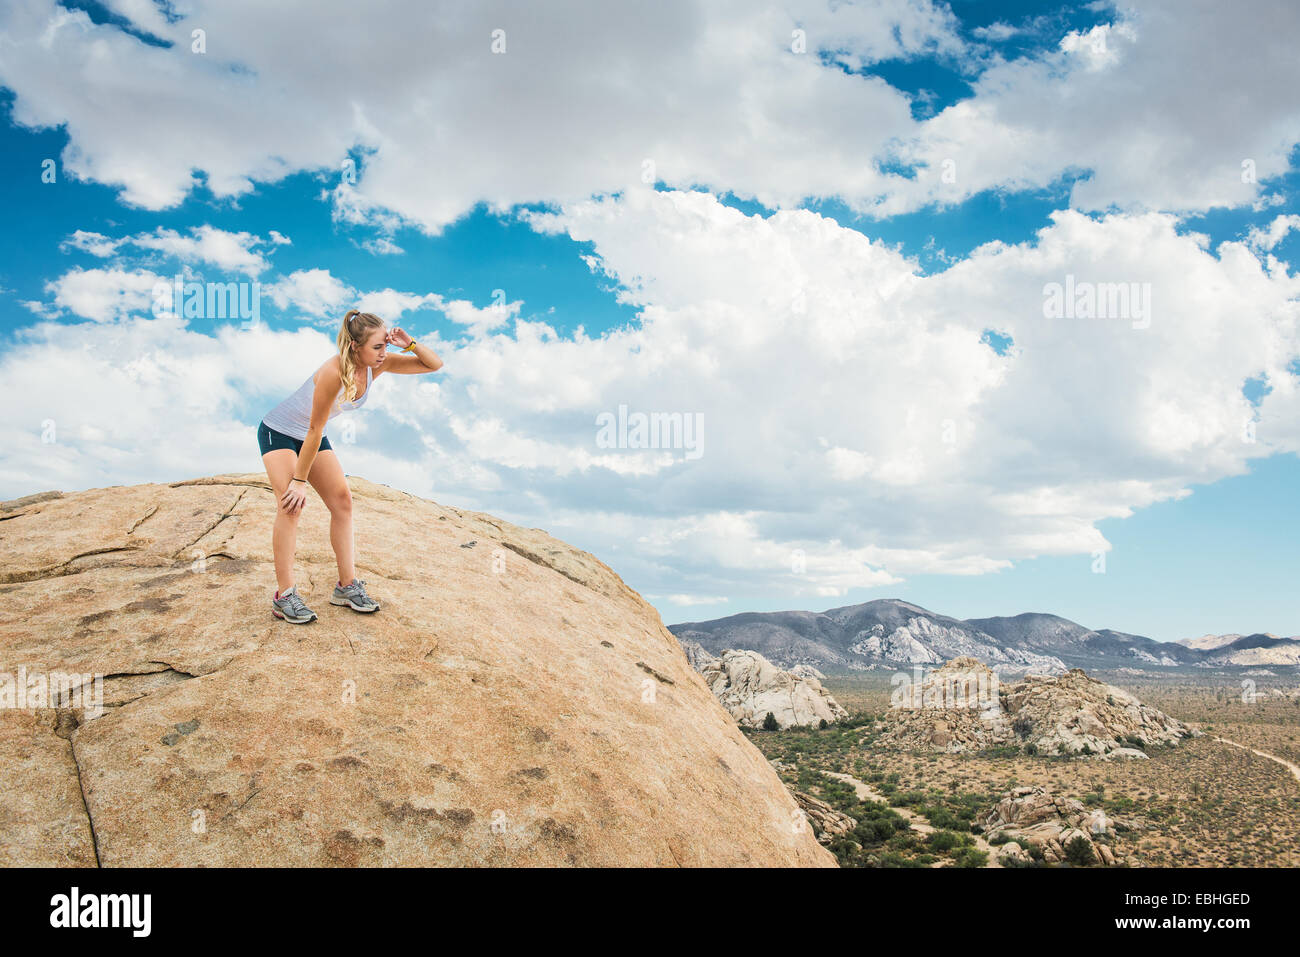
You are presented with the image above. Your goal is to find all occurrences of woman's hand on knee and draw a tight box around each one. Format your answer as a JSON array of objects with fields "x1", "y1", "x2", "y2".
[{"x1": 280, "y1": 482, "x2": 309, "y2": 515}]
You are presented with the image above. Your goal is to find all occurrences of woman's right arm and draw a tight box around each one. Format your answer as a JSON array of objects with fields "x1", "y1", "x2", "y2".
[{"x1": 281, "y1": 365, "x2": 340, "y2": 514}]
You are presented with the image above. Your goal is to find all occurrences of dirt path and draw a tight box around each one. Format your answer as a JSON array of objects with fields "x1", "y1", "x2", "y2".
[
  {"x1": 824, "y1": 769, "x2": 1002, "y2": 868},
  {"x1": 1213, "y1": 736, "x2": 1300, "y2": 785}
]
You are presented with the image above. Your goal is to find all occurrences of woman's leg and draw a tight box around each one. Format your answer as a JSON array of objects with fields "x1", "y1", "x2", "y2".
[
  {"x1": 262, "y1": 448, "x2": 304, "y2": 592},
  {"x1": 305, "y1": 448, "x2": 356, "y2": 587}
]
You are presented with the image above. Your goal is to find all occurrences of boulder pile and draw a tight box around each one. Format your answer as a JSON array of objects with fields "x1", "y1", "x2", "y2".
[
  {"x1": 879, "y1": 656, "x2": 1198, "y2": 756},
  {"x1": 678, "y1": 643, "x2": 848, "y2": 729},
  {"x1": 983, "y1": 786, "x2": 1121, "y2": 866}
]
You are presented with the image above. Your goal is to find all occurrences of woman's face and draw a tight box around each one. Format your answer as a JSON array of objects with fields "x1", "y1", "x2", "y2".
[{"x1": 355, "y1": 328, "x2": 388, "y2": 368}]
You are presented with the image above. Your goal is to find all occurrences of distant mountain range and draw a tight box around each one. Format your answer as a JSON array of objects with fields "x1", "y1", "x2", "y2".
[
  {"x1": 667, "y1": 599, "x2": 1300, "y2": 674},
  {"x1": 1175, "y1": 632, "x2": 1300, "y2": 666},
  {"x1": 1178, "y1": 633, "x2": 1251, "y2": 652}
]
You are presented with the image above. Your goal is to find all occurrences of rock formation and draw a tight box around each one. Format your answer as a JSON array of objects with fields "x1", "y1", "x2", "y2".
[
  {"x1": 677, "y1": 642, "x2": 848, "y2": 729},
  {"x1": 791, "y1": 790, "x2": 856, "y2": 846},
  {"x1": 983, "y1": 786, "x2": 1121, "y2": 866},
  {"x1": 678, "y1": 637, "x2": 717, "y2": 673},
  {"x1": 789, "y1": 664, "x2": 827, "y2": 681},
  {"x1": 0, "y1": 474, "x2": 836, "y2": 867},
  {"x1": 878, "y1": 657, "x2": 1198, "y2": 756}
]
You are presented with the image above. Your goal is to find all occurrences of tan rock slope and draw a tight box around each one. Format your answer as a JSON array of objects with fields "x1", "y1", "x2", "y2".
[
  {"x1": 880, "y1": 656, "x2": 1198, "y2": 757},
  {"x1": 0, "y1": 474, "x2": 836, "y2": 867}
]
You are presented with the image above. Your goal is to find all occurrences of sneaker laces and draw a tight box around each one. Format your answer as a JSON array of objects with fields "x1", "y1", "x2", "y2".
[
  {"x1": 280, "y1": 588, "x2": 311, "y2": 615},
  {"x1": 342, "y1": 579, "x2": 376, "y2": 607}
]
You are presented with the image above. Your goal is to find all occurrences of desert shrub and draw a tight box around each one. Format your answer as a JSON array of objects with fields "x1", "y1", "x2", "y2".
[
  {"x1": 928, "y1": 830, "x2": 963, "y2": 852},
  {"x1": 855, "y1": 818, "x2": 896, "y2": 843},
  {"x1": 873, "y1": 851, "x2": 924, "y2": 868},
  {"x1": 887, "y1": 831, "x2": 918, "y2": 851},
  {"x1": 1064, "y1": 836, "x2": 1097, "y2": 866},
  {"x1": 851, "y1": 801, "x2": 909, "y2": 848},
  {"x1": 923, "y1": 805, "x2": 961, "y2": 830}
]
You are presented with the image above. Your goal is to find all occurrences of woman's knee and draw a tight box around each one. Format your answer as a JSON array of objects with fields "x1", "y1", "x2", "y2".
[
  {"x1": 274, "y1": 495, "x2": 305, "y2": 522},
  {"x1": 325, "y1": 491, "x2": 353, "y2": 515}
]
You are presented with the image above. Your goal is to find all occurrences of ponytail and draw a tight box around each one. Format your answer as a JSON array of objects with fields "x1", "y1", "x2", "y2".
[{"x1": 336, "y1": 309, "x2": 386, "y2": 406}]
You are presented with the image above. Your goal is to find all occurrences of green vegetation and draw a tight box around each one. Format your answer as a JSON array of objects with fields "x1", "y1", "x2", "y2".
[
  {"x1": 1064, "y1": 835, "x2": 1097, "y2": 866},
  {"x1": 741, "y1": 672, "x2": 1300, "y2": 868},
  {"x1": 954, "y1": 847, "x2": 990, "y2": 868}
]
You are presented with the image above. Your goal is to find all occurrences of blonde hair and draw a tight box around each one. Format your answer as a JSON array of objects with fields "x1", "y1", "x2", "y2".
[{"x1": 337, "y1": 309, "x2": 386, "y2": 406}]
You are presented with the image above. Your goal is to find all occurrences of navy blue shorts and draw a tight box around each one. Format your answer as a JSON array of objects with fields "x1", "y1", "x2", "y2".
[{"x1": 257, "y1": 420, "x2": 332, "y2": 457}]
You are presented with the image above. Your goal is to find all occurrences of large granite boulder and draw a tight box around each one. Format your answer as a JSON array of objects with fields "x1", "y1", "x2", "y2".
[
  {"x1": 0, "y1": 474, "x2": 835, "y2": 867},
  {"x1": 679, "y1": 643, "x2": 848, "y2": 729}
]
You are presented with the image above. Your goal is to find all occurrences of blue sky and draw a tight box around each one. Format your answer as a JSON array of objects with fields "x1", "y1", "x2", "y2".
[{"x1": 2, "y1": 0, "x2": 1298, "y2": 643}]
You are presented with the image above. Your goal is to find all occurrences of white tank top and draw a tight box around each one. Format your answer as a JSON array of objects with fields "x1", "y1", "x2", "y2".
[{"x1": 262, "y1": 362, "x2": 372, "y2": 440}]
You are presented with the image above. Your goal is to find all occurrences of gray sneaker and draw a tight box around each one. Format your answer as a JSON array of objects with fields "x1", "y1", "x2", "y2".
[
  {"x1": 271, "y1": 585, "x2": 317, "y2": 624},
  {"x1": 331, "y1": 578, "x2": 380, "y2": 613}
]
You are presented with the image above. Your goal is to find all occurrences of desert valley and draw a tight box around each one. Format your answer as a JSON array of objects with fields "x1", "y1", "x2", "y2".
[{"x1": 672, "y1": 604, "x2": 1300, "y2": 867}]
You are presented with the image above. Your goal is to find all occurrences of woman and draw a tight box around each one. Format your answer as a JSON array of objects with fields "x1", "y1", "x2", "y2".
[{"x1": 257, "y1": 309, "x2": 444, "y2": 623}]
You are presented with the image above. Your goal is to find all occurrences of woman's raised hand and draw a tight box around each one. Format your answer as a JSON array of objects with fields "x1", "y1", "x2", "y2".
[{"x1": 385, "y1": 326, "x2": 413, "y2": 350}]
